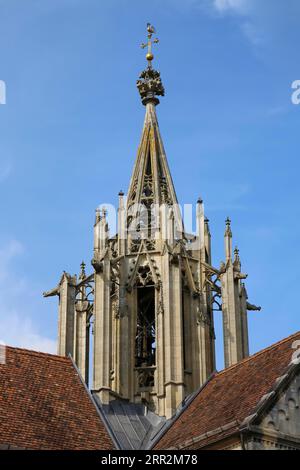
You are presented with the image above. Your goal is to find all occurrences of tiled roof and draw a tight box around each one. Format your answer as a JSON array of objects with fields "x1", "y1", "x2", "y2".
[
  {"x1": 0, "y1": 346, "x2": 114, "y2": 450},
  {"x1": 155, "y1": 331, "x2": 300, "y2": 450}
]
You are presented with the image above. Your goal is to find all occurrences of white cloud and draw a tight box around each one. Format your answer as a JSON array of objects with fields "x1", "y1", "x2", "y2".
[
  {"x1": 213, "y1": 0, "x2": 249, "y2": 14},
  {"x1": 241, "y1": 20, "x2": 263, "y2": 45},
  {"x1": 0, "y1": 312, "x2": 56, "y2": 353},
  {"x1": 209, "y1": 0, "x2": 300, "y2": 46},
  {"x1": 0, "y1": 239, "x2": 24, "y2": 281},
  {"x1": 0, "y1": 239, "x2": 56, "y2": 354},
  {"x1": 211, "y1": 0, "x2": 260, "y2": 44}
]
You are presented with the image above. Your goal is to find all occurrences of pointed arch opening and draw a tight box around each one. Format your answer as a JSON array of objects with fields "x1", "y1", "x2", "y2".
[{"x1": 135, "y1": 284, "x2": 156, "y2": 369}]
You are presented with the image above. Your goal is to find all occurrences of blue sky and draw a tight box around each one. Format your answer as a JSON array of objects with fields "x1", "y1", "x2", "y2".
[{"x1": 0, "y1": 0, "x2": 299, "y2": 369}]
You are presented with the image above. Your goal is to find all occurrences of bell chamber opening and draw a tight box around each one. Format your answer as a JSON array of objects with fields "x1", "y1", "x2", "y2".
[{"x1": 135, "y1": 284, "x2": 156, "y2": 370}]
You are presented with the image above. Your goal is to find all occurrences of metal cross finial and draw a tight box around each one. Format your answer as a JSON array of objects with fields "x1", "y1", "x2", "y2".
[{"x1": 140, "y1": 23, "x2": 159, "y2": 66}]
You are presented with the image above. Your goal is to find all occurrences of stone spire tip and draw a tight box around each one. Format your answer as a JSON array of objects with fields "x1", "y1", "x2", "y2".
[
  {"x1": 225, "y1": 217, "x2": 232, "y2": 237},
  {"x1": 79, "y1": 261, "x2": 86, "y2": 280}
]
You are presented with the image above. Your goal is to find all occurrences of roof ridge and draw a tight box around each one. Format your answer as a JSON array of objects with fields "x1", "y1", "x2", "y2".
[
  {"x1": 217, "y1": 330, "x2": 300, "y2": 377},
  {"x1": 5, "y1": 345, "x2": 70, "y2": 363}
]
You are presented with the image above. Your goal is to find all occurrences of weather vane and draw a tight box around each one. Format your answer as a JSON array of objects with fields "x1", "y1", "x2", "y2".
[{"x1": 140, "y1": 23, "x2": 159, "y2": 67}]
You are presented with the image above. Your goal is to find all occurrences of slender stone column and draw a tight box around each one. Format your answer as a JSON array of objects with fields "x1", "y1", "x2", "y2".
[
  {"x1": 221, "y1": 220, "x2": 247, "y2": 368},
  {"x1": 196, "y1": 199, "x2": 215, "y2": 382},
  {"x1": 162, "y1": 250, "x2": 185, "y2": 419},
  {"x1": 240, "y1": 283, "x2": 250, "y2": 358},
  {"x1": 74, "y1": 263, "x2": 90, "y2": 384},
  {"x1": 93, "y1": 257, "x2": 111, "y2": 403},
  {"x1": 92, "y1": 209, "x2": 112, "y2": 404},
  {"x1": 57, "y1": 273, "x2": 77, "y2": 357}
]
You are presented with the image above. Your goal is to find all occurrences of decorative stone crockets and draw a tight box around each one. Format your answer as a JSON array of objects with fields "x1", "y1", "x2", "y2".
[{"x1": 44, "y1": 25, "x2": 261, "y2": 420}]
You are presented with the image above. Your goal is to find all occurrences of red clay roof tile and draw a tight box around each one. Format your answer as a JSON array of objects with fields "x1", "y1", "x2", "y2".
[
  {"x1": 0, "y1": 346, "x2": 114, "y2": 450},
  {"x1": 155, "y1": 331, "x2": 300, "y2": 449}
]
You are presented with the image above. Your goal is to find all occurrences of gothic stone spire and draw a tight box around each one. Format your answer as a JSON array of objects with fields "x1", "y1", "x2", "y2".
[{"x1": 128, "y1": 24, "x2": 178, "y2": 241}]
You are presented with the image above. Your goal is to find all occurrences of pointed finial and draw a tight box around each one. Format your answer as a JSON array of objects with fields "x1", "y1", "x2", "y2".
[
  {"x1": 118, "y1": 190, "x2": 125, "y2": 211},
  {"x1": 79, "y1": 261, "x2": 86, "y2": 280},
  {"x1": 204, "y1": 217, "x2": 210, "y2": 235},
  {"x1": 95, "y1": 208, "x2": 101, "y2": 224},
  {"x1": 197, "y1": 197, "x2": 204, "y2": 217},
  {"x1": 225, "y1": 217, "x2": 232, "y2": 237},
  {"x1": 141, "y1": 23, "x2": 159, "y2": 67},
  {"x1": 233, "y1": 246, "x2": 241, "y2": 271},
  {"x1": 102, "y1": 206, "x2": 107, "y2": 219},
  {"x1": 224, "y1": 217, "x2": 232, "y2": 260}
]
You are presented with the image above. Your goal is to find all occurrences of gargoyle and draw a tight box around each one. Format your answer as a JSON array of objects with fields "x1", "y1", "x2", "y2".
[
  {"x1": 43, "y1": 285, "x2": 60, "y2": 298},
  {"x1": 247, "y1": 302, "x2": 261, "y2": 311}
]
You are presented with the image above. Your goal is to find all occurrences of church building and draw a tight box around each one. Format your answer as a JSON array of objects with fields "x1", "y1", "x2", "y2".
[{"x1": 1, "y1": 25, "x2": 300, "y2": 451}]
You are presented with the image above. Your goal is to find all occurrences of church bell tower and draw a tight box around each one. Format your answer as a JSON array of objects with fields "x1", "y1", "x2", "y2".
[
  {"x1": 91, "y1": 24, "x2": 215, "y2": 418},
  {"x1": 44, "y1": 24, "x2": 261, "y2": 420}
]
